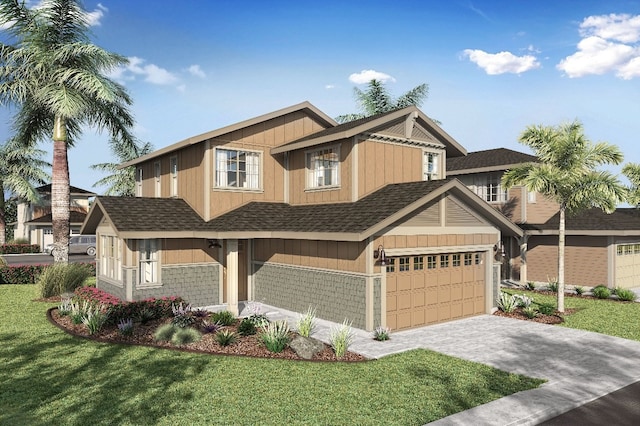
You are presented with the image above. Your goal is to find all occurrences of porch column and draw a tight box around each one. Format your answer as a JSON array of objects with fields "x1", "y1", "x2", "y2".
[
  {"x1": 226, "y1": 239, "x2": 239, "y2": 315},
  {"x1": 519, "y1": 235, "x2": 529, "y2": 285}
]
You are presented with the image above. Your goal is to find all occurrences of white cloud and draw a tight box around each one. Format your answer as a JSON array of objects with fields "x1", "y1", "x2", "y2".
[
  {"x1": 325, "y1": 84, "x2": 336, "y2": 89},
  {"x1": 580, "y1": 13, "x2": 640, "y2": 43},
  {"x1": 188, "y1": 64, "x2": 206, "y2": 78},
  {"x1": 558, "y1": 14, "x2": 640, "y2": 79},
  {"x1": 557, "y1": 36, "x2": 636, "y2": 77},
  {"x1": 110, "y1": 56, "x2": 179, "y2": 86},
  {"x1": 462, "y1": 49, "x2": 540, "y2": 75},
  {"x1": 348, "y1": 69, "x2": 396, "y2": 84},
  {"x1": 84, "y1": 3, "x2": 107, "y2": 27}
]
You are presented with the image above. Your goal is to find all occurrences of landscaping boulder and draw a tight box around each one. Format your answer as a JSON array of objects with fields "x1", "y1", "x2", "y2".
[{"x1": 289, "y1": 335, "x2": 324, "y2": 359}]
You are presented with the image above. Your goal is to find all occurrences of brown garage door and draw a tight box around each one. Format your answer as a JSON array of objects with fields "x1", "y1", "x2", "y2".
[{"x1": 386, "y1": 252, "x2": 486, "y2": 330}]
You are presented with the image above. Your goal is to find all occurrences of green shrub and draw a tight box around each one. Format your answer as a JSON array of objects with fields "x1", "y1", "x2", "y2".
[
  {"x1": 37, "y1": 263, "x2": 92, "y2": 298},
  {"x1": 261, "y1": 320, "x2": 290, "y2": 353},
  {"x1": 211, "y1": 310, "x2": 235, "y2": 326},
  {"x1": 525, "y1": 281, "x2": 536, "y2": 291},
  {"x1": 592, "y1": 285, "x2": 611, "y2": 299},
  {"x1": 0, "y1": 264, "x2": 45, "y2": 284},
  {"x1": 215, "y1": 329, "x2": 237, "y2": 346},
  {"x1": 537, "y1": 303, "x2": 555, "y2": 316},
  {"x1": 547, "y1": 280, "x2": 559, "y2": 293},
  {"x1": 497, "y1": 292, "x2": 518, "y2": 313},
  {"x1": 522, "y1": 306, "x2": 538, "y2": 319},
  {"x1": 58, "y1": 297, "x2": 73, "y2": 316},
  {"x1": 574, "y1": 286, "x2": 585, "y2": 296},
  {"x1": 238, "y1": 318, "x2": 257, "y2": 336},
  {"x1": 154, "y1": 324, "x2": 177, "y2": 342},
  {"x1": 136, "y1": 307, "x2": 156, "y2": 324},
  {"x1": 0, "y1": 243, "x2": 40, "y2": 254},
  {"x1": 81, "y1": 304, "x2": 109, "y2": 335},
  {"x1": 171, "y1": 327, "x2": 201, "y2": 345},
  {"x1": 330, "y1": 319, "x2": 354, "y2": 359},
  {"x1": 201, "y1": 320, "x2": 222, "y2": 334},
  {"x1": 171, "y1": 302, "x2": 194, "y2": 328},
  {"x1": 615, "y1": 288, "x2": 637, "y2": 302},
  {"x1": 373, "y1": 326, "x2": 390, "y2": 341},
  {"x1": 296, "y1": 306, "x2": 317, "y2": 338}
]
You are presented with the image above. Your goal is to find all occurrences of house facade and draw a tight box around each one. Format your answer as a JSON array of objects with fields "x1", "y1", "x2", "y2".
[
  {"x1": 448, "y1": 148, "x2": 640, "y2": 289},
  {"x1": 14, "y1": 184, "x2": 95, "y2": 251},
  {"x1": 82, "y1": 102, "x2": 522, "y2": 331}
]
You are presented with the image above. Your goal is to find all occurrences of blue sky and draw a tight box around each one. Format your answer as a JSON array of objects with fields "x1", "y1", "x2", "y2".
[{"x1": 2, "y1": 0, "x2": 640, "y2": 194}]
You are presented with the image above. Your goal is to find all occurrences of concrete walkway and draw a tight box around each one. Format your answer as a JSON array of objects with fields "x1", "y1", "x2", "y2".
[{"x1": 249, "y1": 304, "x2": 640, "y2": 426}]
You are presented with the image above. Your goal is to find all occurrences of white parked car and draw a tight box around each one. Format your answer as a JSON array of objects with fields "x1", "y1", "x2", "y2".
[{"x1": 45, "y1": 235, "x2": 96, "y2": 256}]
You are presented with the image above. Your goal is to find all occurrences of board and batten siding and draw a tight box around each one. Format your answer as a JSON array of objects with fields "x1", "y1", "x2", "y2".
[{"x1": 253, "y1": 239, "x2": 367, "y2": 274}]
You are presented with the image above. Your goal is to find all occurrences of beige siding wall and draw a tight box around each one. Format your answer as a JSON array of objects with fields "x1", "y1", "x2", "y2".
[
  {"x1": 525, "y1": 194, "x2": 559, "y2": 224},
  {"x1": 358, "y1": 140, "x2": 424, "y2": 198},
  {"x1": 254, "y1": 239, "x2": 367, "y2": 273},
  {"x1": 376, "y1": 233, "x2": 496, "y2": 250},
  {"x1": 288, "y1": 140, "x2": 353, "y2": 205},
  {"x1": 162, "y1": 238, "x2": 218, "y2": 265},
  {"x1": 527, "y1": 235, "x2": 608, "y2": 286}
]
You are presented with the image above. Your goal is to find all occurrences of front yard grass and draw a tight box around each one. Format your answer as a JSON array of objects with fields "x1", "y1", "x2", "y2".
[
  {"x1": 504, "y1": 289, "x2": 640, "y2": 341},
  {"x1": 0, "y1": 285, "x2": 543, "y2": 426}
]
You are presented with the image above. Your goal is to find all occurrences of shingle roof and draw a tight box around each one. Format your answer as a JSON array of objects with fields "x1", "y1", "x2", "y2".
[
  {"x1": 95, "y1": 196, "x2": 206, "y2": 232},
  {"x1": 447, "y1": 148, "x2": 538, "y2": 173},
  {"x1": 203, "y1": 179, "x2": 453, "y2": 233},
  {"x1": 521, "y1": 208, "x2": 640, "y2": 232},
  {"x1": 27, "y1": 211, "x2": 87, "y2": 224},
  {"x1": 36, "y1": 184, "x2": 95, "y2": 195}
]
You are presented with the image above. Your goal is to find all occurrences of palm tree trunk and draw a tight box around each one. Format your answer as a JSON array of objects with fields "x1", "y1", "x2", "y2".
[
  {"x1": 0, "y1": 180, "x2": 5, "y2": 245},
  {"x1": 51, "y1": 116, "x2": 70, "y2": 264},
  {"x1": 557, "y1": 205, "x2": 566, "y2": 313}
]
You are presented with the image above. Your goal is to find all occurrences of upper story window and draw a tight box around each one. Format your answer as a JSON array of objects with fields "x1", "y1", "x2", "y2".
[
  {"x1": 474, "y1": 173, "x2": 508, "y2": 203},
  {"x1": 215, "y1": 148, "x2": 261, "y2": 189},
  {"x1": 170, "y1": 156, "x2": 178, "y2": 197},
  {"x1": 154, "y1": 161, "x2": 161, "y2": 197},
  {"x1": 307, "y1": 146, "x2": 339, "y2": 189},
  {"x1": 423, "y1": 151, "x2": 439, "y2": 181},
  {"x1": 135, "y1": 168, "x2": 143, "y2": 197}
]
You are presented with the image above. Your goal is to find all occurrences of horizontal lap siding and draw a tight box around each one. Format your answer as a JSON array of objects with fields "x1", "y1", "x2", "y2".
[
  {"x1": 162, "y1": 239, "x2": 217, "y2": 265},
  {"x1": 527, "y1": 235, "x2": 608, "y2": 286}
]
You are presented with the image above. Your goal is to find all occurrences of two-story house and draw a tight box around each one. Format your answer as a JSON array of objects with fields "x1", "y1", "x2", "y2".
[
  {"x1": 448, "y1": 148, "x2": 640, "y2": 290},
  {"x1": 14, "y1": 184, "x2": 95, "y2": 251},
  {"x1": 82, "y1": 102, "x2": 525, "y2": 331}
]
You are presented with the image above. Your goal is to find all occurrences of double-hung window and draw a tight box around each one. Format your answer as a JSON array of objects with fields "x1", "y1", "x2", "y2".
[
  {"x1": 135, "y1": 168, "x2": 143, "y2": 197},
  {"x1": 170, "y1": 156, "x2": 178, "y2": 197},
  {"x1": 423, "y1": 151, "x2": 439, "y2": 180},
  {"x1": 475, "y1": 173, "x2": 508, "y2": 203},
  {"x1": 100, "y1": 236, "x2": 121, "y2": 281},
  {"x1": 139, "y1": 239, "x2": 159, "y2": 285},
  {"x1": 154, "y1": 161, "x2": 161, "y2": 197},
  {"x1": 307, "y1": 146, "x2": 339, "y2": 189},
  {"x1": 215, "y1": 148, "x2": 260, "y2": 189}
]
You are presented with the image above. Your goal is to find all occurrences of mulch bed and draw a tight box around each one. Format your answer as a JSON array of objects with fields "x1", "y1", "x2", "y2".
[
  {"x1": 492, "y1": 308, "x2": 576, "y2": 324},
  {"x1": 46, "y1": 306, "x2": 368, "y2": 362}
]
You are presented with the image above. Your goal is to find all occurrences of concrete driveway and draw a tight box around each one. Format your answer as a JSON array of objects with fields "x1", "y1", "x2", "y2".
[{"x1": 260, "y1": 305, "x2": 640, "y2": 425}]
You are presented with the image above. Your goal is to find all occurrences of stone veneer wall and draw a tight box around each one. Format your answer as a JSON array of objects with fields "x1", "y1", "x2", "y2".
[
  {"x1": 96, "y1": 263, "x2": 126, "y2": 300},
  {"x1": 493, "y1": 263, "x2": 501, "y2": 306},
  {"x1": 373, "y1": 277, "x2": 382, "y2": 328},
  {"x1": 254, "y1": 262, "x2": 368, "y2": 330}
]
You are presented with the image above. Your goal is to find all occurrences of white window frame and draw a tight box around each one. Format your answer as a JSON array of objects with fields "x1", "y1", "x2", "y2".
[
  {"x1": 100, "y1": 235, "x2": 121, "y2": 281},
  {"x1": 170, "y1": 156, "x2": 178, "y2": 197},
  {"x1": 214, "y1": 148, "x2": 261, "y2": 190},
  {"x1": 135, "y1": 168, "x2": 143, "y2": 197},
  {"x1": 423, "y1": 151, "x2": 440, "y2": 181},
  {"x1": 138, "y1": 239, "x2": 159, "y2": 286},
  {"x1": 306, "y1": 145, "x2": 340, "y2": 189},
  {"x1": 475, "y1": 173, "x2": 508, "y2": 203},
  {"x1": 154, "y1": 161, "x2": 161, "y2": 197}
]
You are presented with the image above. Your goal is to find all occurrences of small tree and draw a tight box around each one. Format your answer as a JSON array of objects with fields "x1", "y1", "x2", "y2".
[
  {"x1": 622, "y1": 163, "x2": 640, "y2": 208},
  {"x1": 91, "y1": 139, "x2": 154, "y2": 196},
  {"x1": 502, "y1": 121, "x2": 626, "y2": 312}
]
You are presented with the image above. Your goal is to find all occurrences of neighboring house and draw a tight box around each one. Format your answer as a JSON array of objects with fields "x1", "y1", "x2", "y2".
[
  {"x1": 447, "y1": 148, "x2": 640, "y2": 289},
  {"x1": 82, "y1": 102, "x2": 522, "y2": 331},
  {"x1": 13, "y1": 184, "x2": 95, "y2": 251}
]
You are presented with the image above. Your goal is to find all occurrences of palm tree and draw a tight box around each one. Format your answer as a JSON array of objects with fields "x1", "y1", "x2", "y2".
[
  {"x1": 502, "y1": 121, "x2": 626, "y2": 312},
  {"x1": 622, "y1": 163, "x2": 640, "y2": 207},
  {"x1": 91, "y1": 139, "x2": 154, "y2": 196},
  {"x1": 0, "y1": 0, "x2": 136, "y2": 263},
  {"x1": 336, "y1": 79, "x2": 432, "y2": 123},
  {"x1": 0, "y1": 138, "x2": 50, "y2": 244}
]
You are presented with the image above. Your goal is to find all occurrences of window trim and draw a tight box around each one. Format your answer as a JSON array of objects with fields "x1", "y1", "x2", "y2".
[
  {"x1": 422, "y1": 150, "x2": 440, "y2": 181},
  {"x1": 170, "y1": 156, "x2": 178, "y2": 197},
  {"x1": 138, "y1": 239, "x2": 160, "y2": 287},
  {"x1": 305, "y1": 145, "x2": 341, "y2": 190},
  {"x1": 475, "y1": 172, "x2": 508, "y2": 203},
  {"x1": 135, "y1": 167, "x2": 143, "y2": 197},
  {"x1": 154, "y1": 161, "x2": 161, "y2": 197},
  {"x1": 99, "y1": 235, "x2": 121, "y2": 282},
  {"x1": 214, "y1": 147, "x2": 262, "y2": 190}
]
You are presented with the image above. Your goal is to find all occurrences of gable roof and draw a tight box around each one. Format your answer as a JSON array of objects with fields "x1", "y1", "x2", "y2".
[
  {"x1": 270, "y1": 106, "x2": 467, "y2": 158},
  {"x1": 120, "y1": 102, "x2": 337, "y2": 168},
  {"x1": 82, "y1": 179, "x2": 522, "y2": 240},
  {"x1": 35, "y1": 184, "x2": 95, "y2": 196},
  {"x1": 446, "y1": 148, "x2": 538, "y2": 176},
  {"x1": 522, "y1": 208, "x2": 640, "y2": 236},
  {"x1": 27, "y1": 211, "x2": 88, "y2": 225}
]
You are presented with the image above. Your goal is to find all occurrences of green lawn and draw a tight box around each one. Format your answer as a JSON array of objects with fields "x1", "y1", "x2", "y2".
[
  {"x1": 504, "y1": 289, "x2": 640, "y2": 341},
  {"x1": 0, "y1": 285, "x2": 543, "y2": 426}
]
